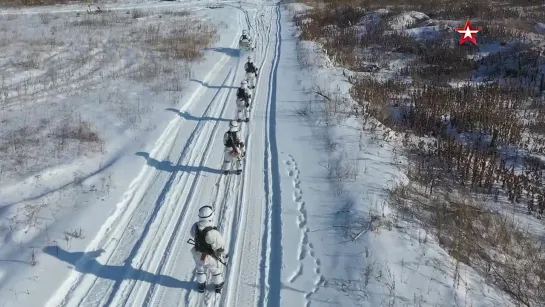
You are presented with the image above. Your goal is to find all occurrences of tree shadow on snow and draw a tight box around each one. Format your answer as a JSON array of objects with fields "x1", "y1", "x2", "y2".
[
  {"x1": 42, "y1": 246, "x2": 193, "y2": 290},
  {"x1": 203, "y1": 47, "x2": 240, "y2": 57},
  {"x1": 189, "y1": 78, "x2": 239, "y2": 90},
  {"x1": 135, "y1": 152, "x2": 224, "y2": 175},
  {"x1": 165, "y1": 108, "x2": 231, "y2": 123}
]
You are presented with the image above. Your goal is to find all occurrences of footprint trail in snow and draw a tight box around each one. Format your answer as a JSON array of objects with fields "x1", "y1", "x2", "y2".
[{"x1": 283, "y1": 154, "x2": 325, "y2": 307}]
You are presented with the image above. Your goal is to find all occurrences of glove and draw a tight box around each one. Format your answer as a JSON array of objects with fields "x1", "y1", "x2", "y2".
[
  {"x1": 215, "y1": 248, "x2": 224, "y2": 257},
  {"x1": 239, "y1": 142, "x2": 245, "y2": 148},
  {"x1": 246, "y1": 102, "x2": 249, "y2": 107}
]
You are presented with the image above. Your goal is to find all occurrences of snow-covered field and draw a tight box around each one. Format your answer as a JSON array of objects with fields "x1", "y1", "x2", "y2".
[{"x1": 0, "y1": 0, "x2": 538, "y2": 306}]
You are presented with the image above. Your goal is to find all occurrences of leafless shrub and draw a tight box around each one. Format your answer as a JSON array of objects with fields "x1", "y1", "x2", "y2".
[
  {"x1": 69, "y1": 12, "x2": 128, "y2": 27},
  {"x1": 390, "y1": 184, "x2": 545, "y2": 306},
  {"x1": 64, "y1": 227, "x2": 84, "y2": 239},
  {"x1": 142, "y1": 21, "x2": 218, "y2": 61},
  {"x1": 9, "y1": 53, "x2": 40, "y2": 70},
  {"x1": 130, "y1": 9, "x2": 148, "y2": 19},
  {"x1": 159, "y1": 9, "x2": 191, "y2": 17},
  {"x1": 29, "y1": 249, "x2": 37, "y2": 266},
  {"x1": 327, "y1": 153, "x2": 359, "y2": 182},
  {"x1": 52, "y1": 118, "x2": 101, "y2": 144}
]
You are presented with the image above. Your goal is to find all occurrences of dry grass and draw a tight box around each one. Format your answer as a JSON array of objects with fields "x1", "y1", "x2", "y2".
[
  {"x1": 0, "y1": 115, "x2": 104, "y2": 176},
  {"x1": 0, "y1": 0, "x2": 72, "y2": 7},
  {"x1": 391, "y1": 184, "x2": 545, "y2": 307},
  {"x1": 0, "y1": 9, "x2": 218, "y2": 182},
  {"x1": 294, "y1": 0, "x2": 545, "y2": 304}
]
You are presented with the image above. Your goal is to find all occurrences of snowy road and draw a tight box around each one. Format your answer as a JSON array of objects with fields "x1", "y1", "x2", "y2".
[
  {"x1": 40, "y1": 1, "x2": 283, "y2": 307},
  {"x1": 0, "y1": 0, "x2": 523, "y2": 306}
]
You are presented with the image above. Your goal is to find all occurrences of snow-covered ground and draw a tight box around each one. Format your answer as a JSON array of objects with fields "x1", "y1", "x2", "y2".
[
  {"x1": 0, "y1": 0, "x2": 529, "y2": 306},
  {"x1": 278, "y1": 4, "x2": 516, "y2": 306}
]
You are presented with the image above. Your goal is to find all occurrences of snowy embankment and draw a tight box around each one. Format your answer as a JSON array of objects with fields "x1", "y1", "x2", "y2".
[
  {"x1": 0, "y1": 4, "x2": 239, "y2": 306},
  {"x1": 277, "y1": 3, "x2": 514, "y2": 306}
]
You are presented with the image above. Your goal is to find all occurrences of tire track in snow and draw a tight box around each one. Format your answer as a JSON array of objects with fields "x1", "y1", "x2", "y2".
[
  {"x1": 212, "y1": 4, "x2": 275, "y2": 307},
  {"x1": 193, "y1": 4, "x2": 263, "y2": 306},
  {"x1": 90, "y1": 12, "x2": 247, "y2": 305},
  {"x1": 132, "y1": 8, "x2": 246, "y2": 307},
  {"x1": 78, "y1": 64, "x2": 237, "y2": 307},
  {"x1": 45, "y1": 24, "x2": 240, "y2": 307},
  {"x1": 127, "y1": 65, "x2": 240, "y2": 307},
  {"x1": 259, "y1": 3, "x2": 282, "y2": 307},
  {"x1": 218, "y1": 4, "x2": 274, "y2": 307},
  {"x1": 102, "y1": 64, "x2": 240, "y2": 307},
  {"x1": 137, "y1": 30, "x2": 244, "y2": 307},
  {"x1": 283, "y1": 155, "x2": 325, "y2": 306}
]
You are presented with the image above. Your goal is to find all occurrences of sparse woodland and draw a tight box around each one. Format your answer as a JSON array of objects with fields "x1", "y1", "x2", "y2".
[{"x1": 294, "y1": 0, "x2": 545, "y2": 305}]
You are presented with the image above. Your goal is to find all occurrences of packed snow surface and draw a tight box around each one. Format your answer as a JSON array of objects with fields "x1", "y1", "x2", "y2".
[{"x1": 0, "y1": 0, "x2": 519, "y2": 306}]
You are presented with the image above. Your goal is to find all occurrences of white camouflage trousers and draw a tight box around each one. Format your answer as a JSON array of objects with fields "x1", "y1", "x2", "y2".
[
  {"x1": 191, "y1": 247, "x2": 224, "y2": 285},
  {"x1": 222, "y1": 147, "x2": 243, "y2": 172},
  {"x1": 245, "y1": 72, "x2": 257, "y2": 88},
  {"x1": 235, "y1": 98, "x2": 250, "y2": 121}
]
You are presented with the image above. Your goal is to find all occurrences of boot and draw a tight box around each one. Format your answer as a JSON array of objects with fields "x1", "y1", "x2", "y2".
[
  {"x1": 197, "y1": 282, "x2": 206, "y2": 293},
  {"x1": 215, "y1": 282, "x2": 224, "y2": 294},
  {"x1": 245, "y1": 118, "x2": 249, "y2": 123},
  {"x1": 223, "y1": 170, "x2": 229, "y2": 175},
  {"x1": 236, "y1": 169, "x2": 242, "y2": 175}
]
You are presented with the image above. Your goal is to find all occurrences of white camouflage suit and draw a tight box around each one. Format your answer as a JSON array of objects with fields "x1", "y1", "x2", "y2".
[
  {"x1": 239, "y1": 31, "x2": 253, "y2": 50},
  {"x1": 222, "y1": 129, "x2": 244, "y2": 172},
  {"x1": 236, "y1": 92, "x2": 251, "y2": 122},
  {"x1": 190, "y1": 219, "x2": 226, "y2": 286},
  {"x1": 244, "y1": 61, "x2": 259, "y2": 89}
]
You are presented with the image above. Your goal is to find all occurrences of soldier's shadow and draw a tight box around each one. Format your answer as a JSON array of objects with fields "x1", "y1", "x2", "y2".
[
  {"x1": 135, "y1": 152, "x2": 224, "y2": 175},
  {"x1": 165, "y1": 108, "x2": 231, "y2": 123},
  {"x1": 42, "y1": 246, "x2": 193, "y2": 290},
  {"x1": 203, "y1": 47, "x2": 240, "y2": 57}
]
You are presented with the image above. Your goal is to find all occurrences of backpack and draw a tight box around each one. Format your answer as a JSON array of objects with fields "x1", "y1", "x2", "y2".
[
  {"x1": 245, "y1": 63, "x2": 256, "y2": 73},
  {"x1": 237, "y1": 88, "x2": 247, "y2": 99},
  {"x1": 224, "y1": 131, "x2": 238, "y2": 148},
  {"x1": 194, "y1": 224, "x2": 217, "y2": 255}
]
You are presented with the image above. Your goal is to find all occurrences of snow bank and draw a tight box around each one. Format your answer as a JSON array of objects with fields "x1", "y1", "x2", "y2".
[
  {"x1": 287, "y1": 7, "x2": 515, "y2": 307},
  {"x1": 297, "y1": 40, "x2": 332, "y2": 68},
  {"x1": 285, "y1": 2, "x2": 312, "y2": 15},
  {"x1": 404, "y1": 25, "x2": 442, "y2": 41},
  {"x1": 389, "y1": 11, "x2": 430, "y2": 30}
]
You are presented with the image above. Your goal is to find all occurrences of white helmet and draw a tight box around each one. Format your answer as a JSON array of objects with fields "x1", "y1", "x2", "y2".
[
  {"x1": 229, "y1": 120, "x2": 239, "y2": 132},
  {"x1": 198, "y1": 205, "x2": 214, "y2": 223},
  {"x1": 247, "y1": 56, "x2": 253, "y2": 63},
  {"x1": 242, "y1": 30, "x2": 247, "y2": 35},
  {"x1": 241, "y1": 80, "x2": 248, "y2": 88}
]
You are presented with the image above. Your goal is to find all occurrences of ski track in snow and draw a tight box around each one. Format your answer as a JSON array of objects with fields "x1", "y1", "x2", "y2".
[
  {"x1": 45, "y1": 7, "x2": 245, "y2": 307},
  {"x1": 260, "y1": 3, "x2": 283, "y2": 307},
  {"x1": 283, "y1": 154, "x2": 325, "y2": 307},
  {"x1": 43, "y1": 1, "x2": 285, "y2": 307},
  {"x1": 217, "y1": 3, "x2": 274, "y2": 307}
]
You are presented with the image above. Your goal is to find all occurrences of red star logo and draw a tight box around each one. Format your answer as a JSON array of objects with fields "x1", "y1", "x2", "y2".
[{"x1": 455, "y1": 19, "x2": 481, "y2": 46}]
